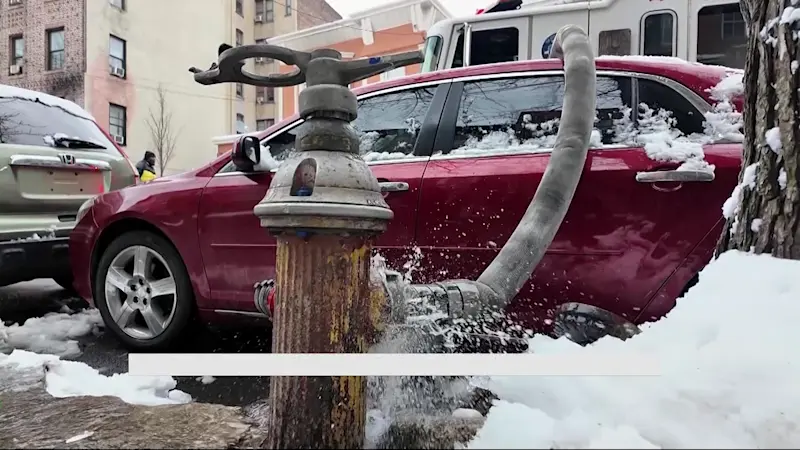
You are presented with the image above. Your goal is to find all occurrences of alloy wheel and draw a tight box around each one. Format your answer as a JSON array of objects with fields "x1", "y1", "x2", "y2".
[{"x1": 103, "y1": 245, "x2": 178, "y2": 340}]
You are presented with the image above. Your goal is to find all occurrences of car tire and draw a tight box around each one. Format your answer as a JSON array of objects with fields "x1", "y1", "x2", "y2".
[{"x1": 94, "y1": 230, "x2": 195, "y2": 352}]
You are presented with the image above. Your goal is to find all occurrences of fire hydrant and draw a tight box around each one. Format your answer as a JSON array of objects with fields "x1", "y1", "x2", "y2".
[{"x1": 191, "y1": 45, "x2": 422, "y2": 448}]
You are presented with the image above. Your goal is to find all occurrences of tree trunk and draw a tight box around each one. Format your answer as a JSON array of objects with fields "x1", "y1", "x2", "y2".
[{"x1": 717, "y1": 0, "x2": 800, "y2": 259}]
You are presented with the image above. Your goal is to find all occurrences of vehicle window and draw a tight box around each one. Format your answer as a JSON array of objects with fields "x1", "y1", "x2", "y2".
[
  {"x1": 452, "y1": 27, "x2": 520, "y2": 68},
  {"x1": 216, "y1": 124, "x2": 301, "y2": 174},
  {"x1": 216, "y1": 86, "x2": 436, "y2": 174},
  {"x1": 0, "y1": 96, "x2": 116, "y2": 151},
  {"x1": 637, "y1": 79, "x2": 705, "y2": 136},
  {"x1": 599, "y1": 29, "x2": 632, "y2": 56},
  {"x1": 642, "y1": 11, "x2": 676, "y2": 57},
  {"x1": 445, "y1": 75, "x2": 633, "y2": 155},
  {"x1": 351, "y1": 87, "x2": 436, "y2": 160},
  {"x1": 696, "y1": 3, "x2": 746, "y2": 69}
]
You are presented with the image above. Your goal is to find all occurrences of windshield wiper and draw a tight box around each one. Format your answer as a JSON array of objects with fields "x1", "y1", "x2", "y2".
[{"x1": 46, "y1": 135, "x2": 106, "y2": 150}]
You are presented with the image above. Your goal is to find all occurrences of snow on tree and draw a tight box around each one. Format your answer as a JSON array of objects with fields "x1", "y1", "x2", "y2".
[{"x1": 717, "y1": 0, "x2": 800, "y2": 259}]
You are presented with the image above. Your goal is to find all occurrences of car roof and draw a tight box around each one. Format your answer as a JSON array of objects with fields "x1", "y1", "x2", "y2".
[{"x1": 251, "y1": 56, "x2": 739, "y2": 141}]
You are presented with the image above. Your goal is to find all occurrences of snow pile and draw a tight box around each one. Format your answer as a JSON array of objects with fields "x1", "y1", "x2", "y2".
[
  {"x1": 0, "y1": 309, "x2": 103, "y2": 358},
  {"x1": 704, "y1": 72, "x2": 744, "y2": 143},
  {"x1": 469, "y1": 251, "x2": 800, "y2": 448},
  {"x1": 765, "y1": 127, "x2": 782, "y2": 155},
  {"x1": 0, "y1": 349, "x2": 191, "y2": 406},
  {"x1": 722, "y1": 163, "x2": 758, "y2": 235}
]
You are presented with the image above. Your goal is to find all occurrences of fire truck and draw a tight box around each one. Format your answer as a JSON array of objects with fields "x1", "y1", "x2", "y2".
[{"x1": 420, "y1": 0, "x2": 747, "y2": 72}]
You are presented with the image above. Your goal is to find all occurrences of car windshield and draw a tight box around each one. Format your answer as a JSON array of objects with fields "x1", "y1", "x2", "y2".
[
  {"x1": 421, "y1": 35, "x2": 443, "y2": 73},
  {"x1": 0, "y1": 96, "x2": 115, "y2": 151}
]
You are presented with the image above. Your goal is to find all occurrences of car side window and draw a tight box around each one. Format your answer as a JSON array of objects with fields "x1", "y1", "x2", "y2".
[
  {"x1": 446, "y1": 75, "x2": 633, "y2": 155},
  {"x1": 636, "y1": 78, "x2": 706, "y2": 136},
  {"x1": 216, "y1": 86, "x2": 437, "y2": 174},
  {"x1": 217, "y1": 124, "x2": 302, "y2": 174},
  {"x1": 352, "y1": 86, "x2": 437, "y2": 161}
]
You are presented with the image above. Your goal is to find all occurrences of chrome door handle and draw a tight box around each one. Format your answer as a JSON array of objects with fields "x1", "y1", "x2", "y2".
[
  {"x1": 636, "y1": 170, "x2": 714, "y2": 183},
  {"x1": 379, "y1": 181, "x2": 409, "y2": 192}
]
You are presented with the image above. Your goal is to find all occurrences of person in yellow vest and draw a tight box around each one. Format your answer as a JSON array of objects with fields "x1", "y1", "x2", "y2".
[
  {"x1": 136, "y1": 151, "x2": 158, "y2": 183},
  {"x1": 140, "y1": 169, "x2": 157, "y2": 183}
]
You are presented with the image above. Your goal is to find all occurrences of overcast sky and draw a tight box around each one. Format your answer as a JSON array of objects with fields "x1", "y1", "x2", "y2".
[{"x1": 326, "y1": 0, "x2": 489, "y2": 17}]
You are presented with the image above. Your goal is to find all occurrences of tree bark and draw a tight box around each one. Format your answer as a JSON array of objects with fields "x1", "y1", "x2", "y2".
[{"x1": 717, "y1": 0, "x2": 800, "y2": 259}]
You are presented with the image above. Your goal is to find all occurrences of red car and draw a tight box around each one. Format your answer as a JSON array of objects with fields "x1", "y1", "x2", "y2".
[{"x1": 69, "y1": 57, "x2": 743, "y2": 350}]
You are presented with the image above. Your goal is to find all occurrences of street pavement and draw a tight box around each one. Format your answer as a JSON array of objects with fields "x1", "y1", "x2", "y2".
[{"x1": 0, "y1": 279, "x2": 271, "y2": 407}]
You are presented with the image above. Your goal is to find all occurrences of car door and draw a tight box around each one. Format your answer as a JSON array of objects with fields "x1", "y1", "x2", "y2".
[
  {"x1": 196, "y1": 81, "x2": 450, "y2": 312},
  {"x1": 416, "y1": 70, "x2": 730, "y2": 332}
]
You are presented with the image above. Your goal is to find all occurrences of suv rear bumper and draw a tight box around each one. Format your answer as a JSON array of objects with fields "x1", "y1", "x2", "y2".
[{"x1": 0, "y1": 236, "x2": 71, "y2": 286}]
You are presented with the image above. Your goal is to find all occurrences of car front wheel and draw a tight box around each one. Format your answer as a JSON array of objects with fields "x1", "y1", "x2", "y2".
[{"x1": 94, "y1": 230, "x2": 195, "y2": 351}]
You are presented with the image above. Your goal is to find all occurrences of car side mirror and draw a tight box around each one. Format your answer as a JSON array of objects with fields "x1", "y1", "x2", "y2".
[{"x1": 232, "y1": 135, "x2": 261, "y2": 172}]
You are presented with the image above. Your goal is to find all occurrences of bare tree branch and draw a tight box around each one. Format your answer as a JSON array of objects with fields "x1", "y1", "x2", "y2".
[{"x1": 145, "y1": 84, "x2": 178, "y2": 176}]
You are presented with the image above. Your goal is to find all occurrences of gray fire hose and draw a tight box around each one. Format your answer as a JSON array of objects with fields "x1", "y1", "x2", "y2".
[{"x1": 404, "y1": 24, "x2": 597, "y2": 318}]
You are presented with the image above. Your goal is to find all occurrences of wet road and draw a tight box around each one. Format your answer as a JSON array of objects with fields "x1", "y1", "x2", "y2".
[{"x1": 0, "y1": 279, "x2": 272, "y2": 407}]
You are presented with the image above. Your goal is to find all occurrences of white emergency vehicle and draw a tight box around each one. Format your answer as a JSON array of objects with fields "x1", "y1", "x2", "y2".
[{"x1": 420, "y1": 0, "x2": 746, "y2": 72}]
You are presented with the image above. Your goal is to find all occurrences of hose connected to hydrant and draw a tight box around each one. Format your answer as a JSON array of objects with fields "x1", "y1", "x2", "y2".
[
  {"x1": 190, "y1": 23, "x2": 601, "y2": 448},
  {"x1": 400, "y1": 24, "x2": 597, "y2": 321}
]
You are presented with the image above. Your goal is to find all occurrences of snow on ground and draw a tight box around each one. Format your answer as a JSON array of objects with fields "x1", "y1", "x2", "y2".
[
  {"x1": 0, "y1": 308, "x2": 102, "y2": 358},
  {"x1": 0, "y1": 307, "x2": 191, "y2": 406},
  {"x1": 469, "y1": 250, "x2": 800, "y2": 449},
  {"x1": 0, "y1": 349, "x2": 191, "y2": 406}
]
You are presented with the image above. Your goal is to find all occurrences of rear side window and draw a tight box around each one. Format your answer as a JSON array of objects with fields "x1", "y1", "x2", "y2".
[
  {"x1": 637, "y1": 78, "x2": 705, "y2": 136},
  {"x1": 0, "y1": 96, "x2": 115, "y2": 151},
  {"x1": 446, "y1": 75, "x2": 633, "y2": 154}
]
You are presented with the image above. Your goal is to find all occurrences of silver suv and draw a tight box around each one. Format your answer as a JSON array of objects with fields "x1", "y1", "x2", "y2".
[{"x1": 0, "y1": 84, "x2": 138, "y2": 289}]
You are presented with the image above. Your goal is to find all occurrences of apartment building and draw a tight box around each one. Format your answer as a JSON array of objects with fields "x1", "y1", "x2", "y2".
[
  {"x1": 1, "y1": 0, "x2": 339, "y2": 175},
  {"x1": 212, "y1": 0, "x2": 450, "y2": 156},
  {"x1": 270, "y1": 0, "x2": 449, "y2": 121}
]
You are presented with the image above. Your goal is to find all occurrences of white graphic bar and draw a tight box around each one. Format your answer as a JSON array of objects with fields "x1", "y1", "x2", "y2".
[{"x1": 128, "y1": 353, "x2": 660, "y2": 377}]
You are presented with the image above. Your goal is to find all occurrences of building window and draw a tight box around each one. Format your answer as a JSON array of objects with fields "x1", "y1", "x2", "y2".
[
  {"x1": 256, "y1": 119, "x2": 275, "y2": 131},
  {"x1": 109, "y1": 0, "x2": 125, "y2": 10},
  {"x1": 256, "y1": 86, "x2": 275, "y2": 102},
  {"x1": 285, "y1": 0, "x2": 292, "y2": 16},
  {"x1": 10, "y1": 35, "x2": 24, "y2": 68},
  {"x1": 255, "y1": 0, "x2": 264, "y2": 17},
  {"x1": 236, "y1": 113, "x2": 246, "y2": 134},
  {"x1": 235, "y1": 0, "x2": 243, "y2": 16},
  {"x1": 109, "y1": 103, "x2": 127, "y2": 144},
  {"x1": 236, "y1": 29, "x2": 244, "y2": 47},
  {"x1": 265, "y1": 0, "x2": 274, "y2": 22},
  {"x1": 109, "y1": 35, "x2": 126, "y2": 76},
  {"x1": 236, "y1": 83, "x2": 244, "y2": 98},
  {"x1": 46, "y1": 28, "x2": 65, "y2": 71}
]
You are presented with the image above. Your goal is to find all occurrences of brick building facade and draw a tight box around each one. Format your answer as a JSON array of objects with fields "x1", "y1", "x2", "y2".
[{"x1": 1, "y1": 0, "x2": 86, "y2": 104}]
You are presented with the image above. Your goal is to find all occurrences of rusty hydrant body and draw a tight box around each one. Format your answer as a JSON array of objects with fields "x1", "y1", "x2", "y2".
[{"x1": 191, "y1": 45, "x2": 422, "y2": 448}]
